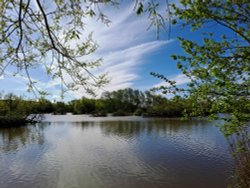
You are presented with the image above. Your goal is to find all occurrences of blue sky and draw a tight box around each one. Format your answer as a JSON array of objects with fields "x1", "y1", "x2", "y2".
[{"x1": 0, "y1": 1, "x2": 232, "y2": 101}]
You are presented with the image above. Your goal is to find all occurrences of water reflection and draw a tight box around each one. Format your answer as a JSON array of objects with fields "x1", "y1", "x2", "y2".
[
  {"x1": 0, "y1": 117, "x2": 233, "y2": 188},
  {"x1": 97, "y1": 119, "x2": 211, "y2": 138},
  {"x1": 0, "y1": 124, "x2": 46, "y2": 153}
]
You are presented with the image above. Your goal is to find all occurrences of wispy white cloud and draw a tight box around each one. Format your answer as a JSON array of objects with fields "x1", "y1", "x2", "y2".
[
  {"x1": 154, "y1": 74, "x2": 191, "y2": 88},
  {"x1": 68, "y1": 4, "x2": 174, "y2": 98},
  {"x1": 71, "y1": 39, "x2": 173, "y2": 98}
]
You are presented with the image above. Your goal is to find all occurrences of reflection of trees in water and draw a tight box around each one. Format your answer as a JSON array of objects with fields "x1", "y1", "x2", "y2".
[
  {"x1": 74, "y1": 121, "x2": 97, "y2": 131},
  {"x1": 98, "y1": 119, "x2": 211, "y2": 138},
  {"x1": 0, "y1": 124, "x2": 46, "y2": 153},
  {"x1": 101, "y1": 121, "x2": 142, "y2": 138}
]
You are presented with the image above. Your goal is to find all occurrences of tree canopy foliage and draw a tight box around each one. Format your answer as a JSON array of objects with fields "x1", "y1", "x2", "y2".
[
  {"x1": 152, "y1": 0, "x2": 250, "y2": 132},
  {"x1": 0, "y1": 0, "x2": 116, "y2": 96}
]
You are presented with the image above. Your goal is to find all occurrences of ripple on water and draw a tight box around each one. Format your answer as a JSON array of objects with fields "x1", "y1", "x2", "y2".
[{"x1": 0, "y1": 118, "x2": 234, "y2": 188}]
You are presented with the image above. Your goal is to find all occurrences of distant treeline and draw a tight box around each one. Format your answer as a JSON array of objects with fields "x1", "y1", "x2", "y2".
[
  {"x1": 4, "y1": 87, "x2": 249, "y2": 127},
  {"x1": 0, "y1": 88, "x2": 212, "y2": 120}
]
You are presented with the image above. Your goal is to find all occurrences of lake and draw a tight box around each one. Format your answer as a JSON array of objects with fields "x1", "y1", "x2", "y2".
[{"x1": 0, "y1": 115, "x2": 233, "y2": 188}]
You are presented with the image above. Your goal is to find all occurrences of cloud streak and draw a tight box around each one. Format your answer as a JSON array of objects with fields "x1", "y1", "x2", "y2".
[
  {"x1": 70, "y1": 4, "x2": 174, "y2": 98},
  {"x1": 154, "y1": 74, "x2": 191, "y2": 88},
  {"x1": 0, "y1": 2, "x2": 174, "y2": 100}
]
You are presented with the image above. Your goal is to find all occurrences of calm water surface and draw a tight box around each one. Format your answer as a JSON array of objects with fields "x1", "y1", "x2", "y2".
[{"x1": 0, "y1": 115, "x2": 233, "y2": 188}]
